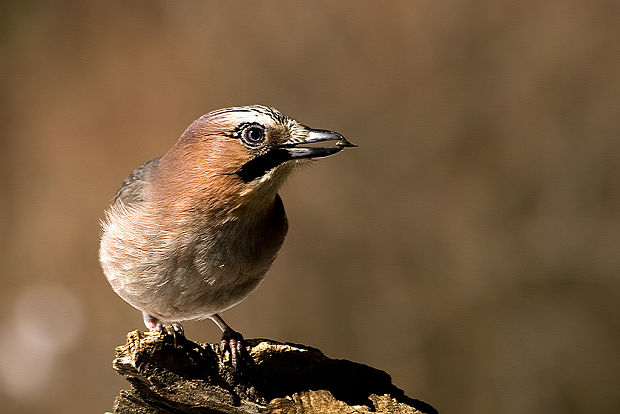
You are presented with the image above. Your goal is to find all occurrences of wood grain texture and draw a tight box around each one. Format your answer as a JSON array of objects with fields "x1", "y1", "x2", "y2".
[{"x1": 112, "y1": 331, "x2": 437, "y2": 414}]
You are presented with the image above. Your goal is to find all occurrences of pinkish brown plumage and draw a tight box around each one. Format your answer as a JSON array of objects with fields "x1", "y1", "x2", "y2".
[{"x1": 99, "y1": 105, "x2": 354, "y2": 364}]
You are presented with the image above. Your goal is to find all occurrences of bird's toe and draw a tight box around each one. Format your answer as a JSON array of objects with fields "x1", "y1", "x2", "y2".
[
  {"x1": 166, "y1": 323, "x2": 186, "y2": 347},
  {"x1": 220, "y1": 329, "x2": 245, "y2": 367}
]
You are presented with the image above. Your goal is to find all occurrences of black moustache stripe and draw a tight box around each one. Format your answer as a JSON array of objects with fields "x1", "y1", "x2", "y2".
[{"x1": 236, "y1": 148, "x2": 292, "y2": 182}]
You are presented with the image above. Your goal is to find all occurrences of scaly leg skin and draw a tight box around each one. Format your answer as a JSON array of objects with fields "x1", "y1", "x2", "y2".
[
  {"x1": 143, "y1": 312, "x2": 186, "y2": 347},
  {"x1": 210, "y1": 313, "x2": 244, "y2": 367}
]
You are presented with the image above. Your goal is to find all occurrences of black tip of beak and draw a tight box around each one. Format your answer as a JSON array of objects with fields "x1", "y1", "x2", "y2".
[{"x1": 337, "y1": 140, "x2": 357, "y2": 148}]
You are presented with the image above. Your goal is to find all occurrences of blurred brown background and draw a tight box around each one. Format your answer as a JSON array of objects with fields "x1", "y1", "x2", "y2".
[{"x1": 1, "y1": 1, "x2": 619, "y2": 413}]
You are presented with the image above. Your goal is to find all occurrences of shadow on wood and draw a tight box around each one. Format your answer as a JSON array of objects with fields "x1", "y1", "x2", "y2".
[{"x1": 112, "y1": 330, "x2": 438, "y2": 413}]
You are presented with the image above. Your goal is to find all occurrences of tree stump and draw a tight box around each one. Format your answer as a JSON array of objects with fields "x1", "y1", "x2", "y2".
[{"x1": 112, "y1": 330, "x2": 437, "y2": 414}]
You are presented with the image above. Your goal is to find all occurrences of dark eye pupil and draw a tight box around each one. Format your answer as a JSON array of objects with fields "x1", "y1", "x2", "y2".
[
  {"x1": 245, "y1": 127, "x2": 264, "y2": 143},
  {"x1": 249, "y1": 128, "x2": 261, "y2": 141}
]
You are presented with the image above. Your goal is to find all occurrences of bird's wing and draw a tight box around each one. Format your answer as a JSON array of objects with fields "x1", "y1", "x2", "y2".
[{"x1": 113, "y1": 157, "x2": 161, "y2": 206}]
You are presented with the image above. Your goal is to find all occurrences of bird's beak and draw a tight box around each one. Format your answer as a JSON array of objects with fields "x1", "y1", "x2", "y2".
[{"x1": 278, "y1": 127, "x2": 356, "y2": 160}]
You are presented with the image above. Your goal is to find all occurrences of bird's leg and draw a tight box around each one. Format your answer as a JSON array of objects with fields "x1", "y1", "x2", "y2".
[
  {"x1": 143, "y1": 312, "x2": 185, "y2": 347},
  {"x1": 210, "y1": 314, "x2": 244, "y2": 366},
  {"x1": 143, "y1": 312, "x2": 163, "y2": 332}
]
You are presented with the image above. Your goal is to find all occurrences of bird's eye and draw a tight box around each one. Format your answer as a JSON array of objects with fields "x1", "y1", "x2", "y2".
[{"x1": 242, "y1": 125, "x2": 266, "y2": 147}]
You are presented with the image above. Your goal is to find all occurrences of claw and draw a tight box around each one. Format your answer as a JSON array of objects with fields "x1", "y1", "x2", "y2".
[
  {"x1": 169, "y1": 323, "x2": 186, "y2": 347},
  {"x1": 172, "y1": 323, "x2": 184, "y2": 336},
  {"x1": 151, "y1": 321, "x2": 186, "y2": 347},
  {"x1": 142, "y1": 313, "x2": 186, "y2": 347}
]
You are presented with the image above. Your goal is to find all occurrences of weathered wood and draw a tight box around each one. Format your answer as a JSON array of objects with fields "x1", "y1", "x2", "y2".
[{"x1": 112, "y1": 330, "x2": 437, "y2": 414}]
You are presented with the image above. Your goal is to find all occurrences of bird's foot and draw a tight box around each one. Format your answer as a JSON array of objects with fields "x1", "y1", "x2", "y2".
[
  {"x1": 219, "y1": 328, "x2": 244, "y2": 367},
  {"x1": 153, "y1": 322, "x2": 186, "y2": 348},
  {"x1": 142, "y1": 312, "x2": 186, "y2": 347}
]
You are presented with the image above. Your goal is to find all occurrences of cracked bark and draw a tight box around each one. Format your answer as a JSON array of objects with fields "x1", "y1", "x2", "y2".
[{"x1": 112, "y1": 330, "x2": 437, "y2": 414}]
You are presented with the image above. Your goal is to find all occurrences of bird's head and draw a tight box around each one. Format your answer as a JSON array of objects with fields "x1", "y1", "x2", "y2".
[{"x1": 156, "y1": 105, "x2": 355, "y2": 212}]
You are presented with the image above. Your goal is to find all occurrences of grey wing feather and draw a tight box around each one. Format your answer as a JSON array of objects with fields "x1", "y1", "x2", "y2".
[{"x1": 113, "y1": 157, "x2": 161, "y2": 206}]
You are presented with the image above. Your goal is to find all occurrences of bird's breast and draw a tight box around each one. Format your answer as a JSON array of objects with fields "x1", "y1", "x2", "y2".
[
  {"x1": 100, "y1": 193, "x2": 288, "y2": 320},
  {"x1": 167, "y1": 196, "x2": 288, "y2": 317}
]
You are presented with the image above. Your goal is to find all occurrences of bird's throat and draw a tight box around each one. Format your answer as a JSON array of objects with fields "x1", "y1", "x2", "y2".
[{"x1": 236, "y1": 148, "x2": 293, "y2": 182}]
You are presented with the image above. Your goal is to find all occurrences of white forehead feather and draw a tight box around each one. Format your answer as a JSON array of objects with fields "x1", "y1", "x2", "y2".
[{"x1": 204, "y1": 105, "x2": 290, "y2": 127}]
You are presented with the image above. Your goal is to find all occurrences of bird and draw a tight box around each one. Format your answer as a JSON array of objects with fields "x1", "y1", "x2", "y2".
[{"x1": 99, "y1": 105, "x2": 354, "y2": 364}]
